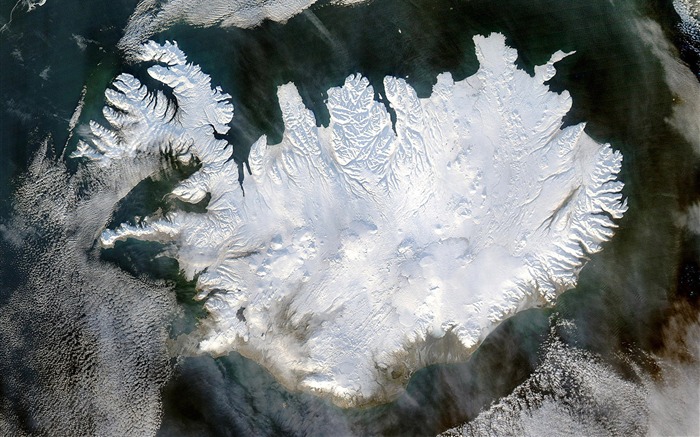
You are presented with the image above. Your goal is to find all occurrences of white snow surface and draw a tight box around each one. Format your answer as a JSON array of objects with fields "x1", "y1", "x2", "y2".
[
  {"x1": 77, "y1": 34, "x2": 627, "y2": 406},
  {"x1": 72, "y1": 40, "x2": 233, "y2": 164}
]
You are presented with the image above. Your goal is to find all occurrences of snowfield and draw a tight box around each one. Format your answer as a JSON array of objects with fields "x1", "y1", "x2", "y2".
[{"x1": 76, "y1": 33, "x2": 627, "y2": 407}]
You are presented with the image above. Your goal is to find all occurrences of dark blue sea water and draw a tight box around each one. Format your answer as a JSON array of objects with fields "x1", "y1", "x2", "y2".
[{"x1": 1, "y1": 0, "x2": 698, "y2": 435}]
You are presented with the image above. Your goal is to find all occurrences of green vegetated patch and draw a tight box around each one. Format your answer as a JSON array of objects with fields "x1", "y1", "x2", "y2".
[{"x1": 100, "y1": 155, "x2": 211, "y2": 328}]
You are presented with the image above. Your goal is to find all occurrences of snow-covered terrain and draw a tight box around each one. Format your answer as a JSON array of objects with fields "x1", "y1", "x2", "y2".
[{"x1": 75, "y1": 33, "x2": 627, "y2": 407}]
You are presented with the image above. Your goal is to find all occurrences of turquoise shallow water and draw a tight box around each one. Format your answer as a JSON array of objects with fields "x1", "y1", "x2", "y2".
[
  {"x1": 1, "y1": 0, "x2": 699, "y2": 435},
  {"x1": 0, "y1": 0, "x2": 138, "y2": 213}
]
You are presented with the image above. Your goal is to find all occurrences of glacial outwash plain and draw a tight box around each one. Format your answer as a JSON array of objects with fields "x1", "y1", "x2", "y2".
[{"x1": 75, "y1": 33, "x2": 627, "y2": 407}]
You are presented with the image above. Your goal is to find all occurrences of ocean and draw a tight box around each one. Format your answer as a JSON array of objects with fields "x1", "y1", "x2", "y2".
[{"x1": 1, "y1": 0, "x2": 698, "y2": 435}]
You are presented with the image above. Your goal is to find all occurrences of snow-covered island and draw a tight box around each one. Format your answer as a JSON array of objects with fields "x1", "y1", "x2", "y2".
[{"x1": 74, "y1": 34, "x2": 627, "y2": 407}]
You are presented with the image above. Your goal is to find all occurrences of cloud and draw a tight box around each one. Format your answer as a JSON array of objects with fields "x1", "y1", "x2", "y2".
[
  {"x1": 636, "y1": 18, "x2": 700, "y2": 155},
  {"x1": 442, "y1": 309, "x2": 700, "y2": 436},
  {"x1": 0, "y1": 140, "x2": 177, "y2": 435},
  {"x1": 118, "y1": 0, "x2": 368, "y2": 59}
]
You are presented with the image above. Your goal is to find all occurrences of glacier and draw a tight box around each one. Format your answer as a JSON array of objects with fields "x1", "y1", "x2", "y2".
[{"x1": 74, "y1": 33, "x2": 627, "y2": 407}]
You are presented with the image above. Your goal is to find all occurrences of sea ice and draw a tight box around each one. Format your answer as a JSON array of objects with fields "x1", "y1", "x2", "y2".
[{"x1": 76, "y1": 34, "x2": 627, "y2": 407}]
